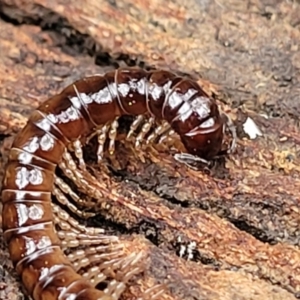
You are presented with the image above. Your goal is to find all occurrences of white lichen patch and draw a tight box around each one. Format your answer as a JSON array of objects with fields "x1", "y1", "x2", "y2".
[{"x1": 243, "y1": 117, "x2": 263, "y2": 139}]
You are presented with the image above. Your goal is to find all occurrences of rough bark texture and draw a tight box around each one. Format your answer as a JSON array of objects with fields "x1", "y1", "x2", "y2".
[{"x1": 0, "y1": 0, "x2": 300, "y2": 299}]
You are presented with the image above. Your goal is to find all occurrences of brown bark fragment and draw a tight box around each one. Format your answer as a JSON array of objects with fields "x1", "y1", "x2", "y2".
[{"x1": 0, "y1": 0, "x2": 300, "y2": 299}]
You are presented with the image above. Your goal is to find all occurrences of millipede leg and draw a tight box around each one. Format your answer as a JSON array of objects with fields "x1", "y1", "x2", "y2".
[
  {"x1": 53, "y1": 182, "x2": 95, "y2": 219},
  {"x1": 146, "y1": 121, "x2": 170, "y2": 144},
  {"x1": 173, "y1": 152, "x2": 211, "y2": 171},
  {"x1": 108, "y1": 118, "x2": 119, "y2": 156},
  {"x1": 103, "y1": 280, "x2": 126, "y2": 300},
  {"x1": 158, "y1": 128, "x2": 175, "y2": 144},
  {"x1": 80, "y1": 251, "x2": 145, "y2": 286},
  {"x1": 127, "y1": 115, "x2": 144, "y2": 140},
  {"x1": 59, "y1": 150, "x2": 79, "y2": 182},
  {"x1": 114, "y1": 251, "x2": 145, "y2": 283},
  {"x1": 54, "y1": 166, "x2": 101, "y2": 213},
  {"x1": 59, "y1": 148, "x2": 113, "y2": 206},
  {"x1": 70, "y1": 244, "x2": 123, "y2": 269},
  {"x1": 60, "y1": 148, "x2": 94, "y2": 191},
  {"x1": 82, "y1": 265, "x2": 107, "y2": 284},
  {"x1": 65, "y1": 244, "x2": 146, "y2": 299},
  {"x1": 52, "y1": 203, "x2": 104, "y2": 236},
  {"x1": 58, "y1": 229, "x2": 119, "y2": 250},
  {"x1": 137, "y1": 284, "x2": 167, "y2": 300},
  {"x1": 59, "y1": 149, "x2": 104, "y2": 201},
  {"x1": 71, "y1": 139, "x2": 86, "y2": 170},
  {"x1": 135, "y1": 117, "x2": 155, "y2": 148},
  {"x1": 54, "y1": 175, "x2": 92, "y2": 213},
  {"x1": 97, "y1": 124, "x2": 110, "y2": 162},
  {"x1": 68, "y1": 248, "x2": 124, "y2": 271}
]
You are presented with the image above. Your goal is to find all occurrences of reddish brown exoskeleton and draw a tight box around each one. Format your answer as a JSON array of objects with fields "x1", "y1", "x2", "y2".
[{"x1": 1, "y1": 67, "x2": 236, "y2": 300}]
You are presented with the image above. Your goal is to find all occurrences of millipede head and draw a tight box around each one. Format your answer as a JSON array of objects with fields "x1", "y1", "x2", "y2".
[
  {"x1": 179, "y1": 117, "x2": 225, "y2": 160},
  {"x1": 174, "y1": 111, "x2": 237, "y2": 170}
]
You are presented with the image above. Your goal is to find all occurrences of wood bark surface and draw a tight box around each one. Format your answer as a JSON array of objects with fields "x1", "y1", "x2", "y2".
[{"x1": 0, "y1": 0, "x2": 300, "y2": 299}]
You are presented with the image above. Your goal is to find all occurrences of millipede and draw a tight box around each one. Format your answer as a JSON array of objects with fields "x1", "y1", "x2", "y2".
[{"x1": 1, "y1": 67, "x2": 237, "y2": 300}]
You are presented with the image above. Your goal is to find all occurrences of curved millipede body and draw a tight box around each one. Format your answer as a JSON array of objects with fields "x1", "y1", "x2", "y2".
[{"x1": 1, "y1": 67, "x2": 236, "y2": 300}]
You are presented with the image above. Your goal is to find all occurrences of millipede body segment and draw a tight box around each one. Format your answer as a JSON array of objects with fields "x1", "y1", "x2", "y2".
[{"x1": 1, "y1": 67, "x2": 236, "y2": 300}]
